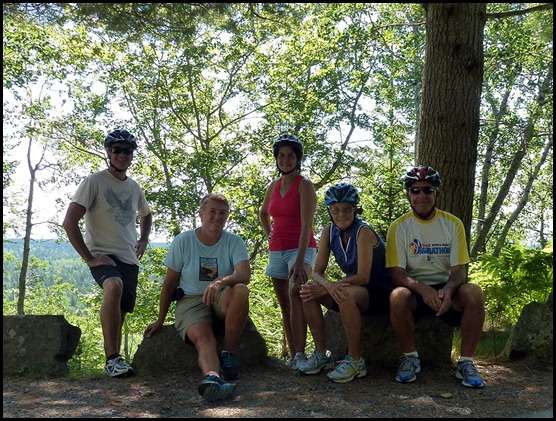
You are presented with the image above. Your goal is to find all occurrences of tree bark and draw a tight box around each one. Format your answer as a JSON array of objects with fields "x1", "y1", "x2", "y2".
[{"x1": 418, "y1": 3, "x2": 486, "y2": 243}]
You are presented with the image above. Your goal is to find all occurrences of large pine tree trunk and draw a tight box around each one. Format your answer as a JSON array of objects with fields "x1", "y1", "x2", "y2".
[{"x1": 418, "y1": 3, "x2": 486, "y2": 241}]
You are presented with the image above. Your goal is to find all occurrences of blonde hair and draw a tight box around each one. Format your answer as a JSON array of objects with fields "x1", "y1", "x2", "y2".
[{"x1": 199, "y1": 192, "x2": 230, "y2": 211}]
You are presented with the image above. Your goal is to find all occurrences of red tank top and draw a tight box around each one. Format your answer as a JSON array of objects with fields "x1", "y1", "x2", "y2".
[{"x1": 268, "y1": 174, "x2": 317, "y2": 251}]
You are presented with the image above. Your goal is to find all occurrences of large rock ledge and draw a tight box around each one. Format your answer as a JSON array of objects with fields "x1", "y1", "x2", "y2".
[
  {"x1": 324, "y1": 311, "x2": 454, "y2": 368},
  {"x1": 3, "y1": 315, "x2": 81, "y2": 377},
  {"x1": 132, "y1": 316, "x2": 268, "y2": 376},
  {"x1": 503, "y1": 291, "x2": 553, "y2": 365}
]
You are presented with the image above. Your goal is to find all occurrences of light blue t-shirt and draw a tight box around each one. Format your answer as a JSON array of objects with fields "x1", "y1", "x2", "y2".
[{"x1": 164, "y1": 229, "x2": 249, "y2": 296}]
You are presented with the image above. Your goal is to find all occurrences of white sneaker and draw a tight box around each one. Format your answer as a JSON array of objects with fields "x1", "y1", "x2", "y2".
[
  {"x1": 327, "y1": 355, "x2": 367, "y2": 383},
  {"x1": 286, "y1": 352, "x2": 307, "y2": 370},
  {"x1": 298, "y1": 350, "x2": 333, "y2": 374},
  {"x1": 104, "y1": 355, "x2": 134, "y2": 378}
]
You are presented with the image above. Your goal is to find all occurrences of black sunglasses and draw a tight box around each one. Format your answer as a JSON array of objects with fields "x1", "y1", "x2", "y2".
[
  {"x1": 111, "y1": 147, "x2": 134, "y2": 155},
  {"x1": 409, "y1": 186, "x2": 437, "y2": 195}
]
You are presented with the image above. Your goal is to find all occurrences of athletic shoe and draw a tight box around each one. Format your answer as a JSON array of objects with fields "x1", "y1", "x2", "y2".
[
  {"x1": 396, "y1": 355, "x2": 421, "y2": 383},
  {"x1": 220, "y1": 351, "x2": 239, "y2": 381},
  {"x1": 197, "y1": 374, "x2": 236, "y2": 402},
  {"x1": 298, "y1": 349, "x2": 334, "y2": 375},
  {"x1": 286, "y1": 352, "x2": 307, "y2": 370},
  {"x1": 327, "y1": 355, "x2": 367, "y2": 383},
  {"x1": 456, "y1": 360, "x2": 484, "y2": 388},
  {"x1": 103, "y1": 355, "x2": 134, "y2": 378}
]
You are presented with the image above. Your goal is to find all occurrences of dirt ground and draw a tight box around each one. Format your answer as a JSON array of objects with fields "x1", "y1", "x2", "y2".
[{"x1": 2, "y1": 356, "x2": 553, "y2": 418}]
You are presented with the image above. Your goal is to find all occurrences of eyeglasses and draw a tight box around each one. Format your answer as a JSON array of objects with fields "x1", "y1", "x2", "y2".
[
  {"x1": 408, "y1": 186, "x2": 437, "y2": 195},
  {"x1": 329, "y1": 205, "x2": 355, "y2": 215},
  {"x1": 111, "y1": 147, "x2": 134, "y2": 155}
]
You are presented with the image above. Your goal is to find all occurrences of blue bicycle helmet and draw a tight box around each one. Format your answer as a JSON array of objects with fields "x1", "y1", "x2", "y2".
[
  {"x1": 104, "y1": 129, "x2": 138, "y2": 149},
  {"x1": 324, "y1": 183, "x2": 360, "y2": 205},
  {"x1": 402, "y1": 165, "x2": 441, "y2": 188}
]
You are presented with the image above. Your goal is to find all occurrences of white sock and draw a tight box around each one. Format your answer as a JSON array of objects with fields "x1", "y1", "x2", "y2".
[
  {"x1": 459, "y1": 356, "x2": 473, "y2": 363},
  {"x1": 404, "y1": 351, "x2": 419, "y2": 358}
]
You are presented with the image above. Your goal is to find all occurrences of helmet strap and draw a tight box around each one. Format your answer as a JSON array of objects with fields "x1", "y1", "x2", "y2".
[
  {"x1": 280, "y1": 168, "x2": 297, "y2": 175},
  {"x1": 108, "y1": 156, "x2": 129, "y2": 173},
  {"x1": 411, "y1": 204, "x2": 436, "y2": 220}
]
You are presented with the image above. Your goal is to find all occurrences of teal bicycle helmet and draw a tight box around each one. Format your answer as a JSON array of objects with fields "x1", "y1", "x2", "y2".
[{"x1": 324, "y1": 183, "x2": 360, "y2": 205}]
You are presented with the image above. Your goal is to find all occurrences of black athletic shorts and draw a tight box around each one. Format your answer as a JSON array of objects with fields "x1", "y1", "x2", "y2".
[
  {"x1": 329, "y1": 285, "x2": 391, "y2": 316},
  {"x1": 90, "y1": 254, "x2": 139, "y2": 313},
  {"x1": 413, "y1": 283, "x2": 462, "y2": 327}
]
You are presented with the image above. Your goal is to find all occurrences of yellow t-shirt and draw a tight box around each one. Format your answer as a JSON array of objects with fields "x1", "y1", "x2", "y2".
[{"x1": 385, "y1": 209, "x2": 470, "y2": 285}]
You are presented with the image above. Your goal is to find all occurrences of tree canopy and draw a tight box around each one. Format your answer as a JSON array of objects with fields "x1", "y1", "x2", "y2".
[{"x1": 3, "y1": 3, "x2": 553, "y2": 261}]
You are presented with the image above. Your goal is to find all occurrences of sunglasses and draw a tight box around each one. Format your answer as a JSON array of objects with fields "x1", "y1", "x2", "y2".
[
  {"x1": 329, "y1": 205, "x2": 355, "y2": 215},
  {"x1": 111, "y1": 147, "x2": 134, "y2": 155},
  {"x1": 409, "y1": 186, "x2": 437, "y2": 195}
]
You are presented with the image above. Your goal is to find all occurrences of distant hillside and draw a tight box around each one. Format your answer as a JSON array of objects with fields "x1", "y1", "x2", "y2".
[
  {"x1": 3, "y1": 238, "x2": 81, "y2": 260},
  {"x1": 2, "y1": 239, "x2": 168, "y2": 293},
  {"x1": 3, "y1": 238, "x2": 169, "y2": 260}
]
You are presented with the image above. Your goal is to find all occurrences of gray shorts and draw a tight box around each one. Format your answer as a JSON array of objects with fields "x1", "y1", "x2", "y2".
[
  {"x1": 174, "y1": 287, "x2": 228, "y2": 344},
  {"x1": 265, "y1": 248, "x2": 317, "y2": 279}
]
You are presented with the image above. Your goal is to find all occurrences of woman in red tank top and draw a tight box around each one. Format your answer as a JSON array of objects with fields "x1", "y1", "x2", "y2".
[{"x1": 259, "y1": 134, "x2": 318, "y2": 369}]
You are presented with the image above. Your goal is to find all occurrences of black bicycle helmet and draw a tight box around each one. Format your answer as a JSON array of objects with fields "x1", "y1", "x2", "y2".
[
  {"x1": 104, "y1": 129, "x2": 138, "y2": 149},
  {"x1": 272, "y1": 134, "x2": 304, "y2": 160},
  {"x1": 402, "y1": 165, "x2": 441, "y2": 188},
  {"x1": 324, "y1": 183, "x2": 360, "y2": 205}
]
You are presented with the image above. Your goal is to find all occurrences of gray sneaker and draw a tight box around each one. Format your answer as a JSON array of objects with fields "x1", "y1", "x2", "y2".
[
  {"x1": 327, "y1": 355, "x2": 367, "y2": 383},
  {"x1": 396, "y1": 355, "x2": 421, "y2": 383},
  {"x1": 298, "y1": 349, "x2": 334, "y2": 375},
  {"x1": 286, "y1": 352, "x2": 307, "y2": 370},
  {"x1": 456, "y1": 360, "x2": 484, "y2": 388}
]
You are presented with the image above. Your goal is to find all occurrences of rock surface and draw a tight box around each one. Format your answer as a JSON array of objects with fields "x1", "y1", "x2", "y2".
[
  {"x1": 3, "y1": 315, "x2": 81, "y2": 377},
  {"x1": 324, "y1": 311, "x2": 454, "y2": 367},
  {"x1": 503, "y1": 291, "x2": 553, "y2": 364},
  {"x1": 132, "y1": 317, "x2": 268, "y2": 375}
]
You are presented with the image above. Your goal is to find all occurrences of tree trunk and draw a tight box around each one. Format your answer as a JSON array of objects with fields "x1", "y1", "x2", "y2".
[
  {"x1": 418, "y1": 3, "x2": 486, "y2": 242},
  {"x1": 17, "y1": 141, "x2": 39, "y2": 315}
]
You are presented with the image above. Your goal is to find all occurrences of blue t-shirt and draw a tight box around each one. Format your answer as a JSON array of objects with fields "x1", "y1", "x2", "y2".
[
  {"x1": 164, "y1": 229, "x2": 249, "y2": 296},
  {"x1": 329, "y1": 218, "x2": 392, "y2": 292}
]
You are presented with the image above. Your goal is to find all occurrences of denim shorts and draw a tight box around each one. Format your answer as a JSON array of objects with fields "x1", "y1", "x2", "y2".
[
  {"x1": 89, "y1": 255, "x2": 139, "y2": 313},
  {"x1": 265, "y1": 248, "x2": 317, "y2": 279}
]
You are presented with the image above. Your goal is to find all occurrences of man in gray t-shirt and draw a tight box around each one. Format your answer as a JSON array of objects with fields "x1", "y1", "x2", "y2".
[{"x1": 63, "y1": 128, "x2": 152, "y2": 378}]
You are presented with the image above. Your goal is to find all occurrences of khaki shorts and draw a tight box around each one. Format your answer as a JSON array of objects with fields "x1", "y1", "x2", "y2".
[{"x1": 174, "y1": 286, "x2": 228, "y2": 344}]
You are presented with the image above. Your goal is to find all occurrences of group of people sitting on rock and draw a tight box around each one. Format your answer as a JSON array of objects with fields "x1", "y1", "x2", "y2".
[{"x1": 63, "y1": 130, "x2": 485, "y2": 403}]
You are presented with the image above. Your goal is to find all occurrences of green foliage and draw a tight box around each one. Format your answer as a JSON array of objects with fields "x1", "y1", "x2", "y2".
[
  {"x1": 469, "y1": 241, "x2": 553, "y2": 329},
  {"x1": 452, "y1": 328, "x2": 511, "y2": 360},
  {"x1": 248, "y1": 269, "x2": 288, "y2": 359}
]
